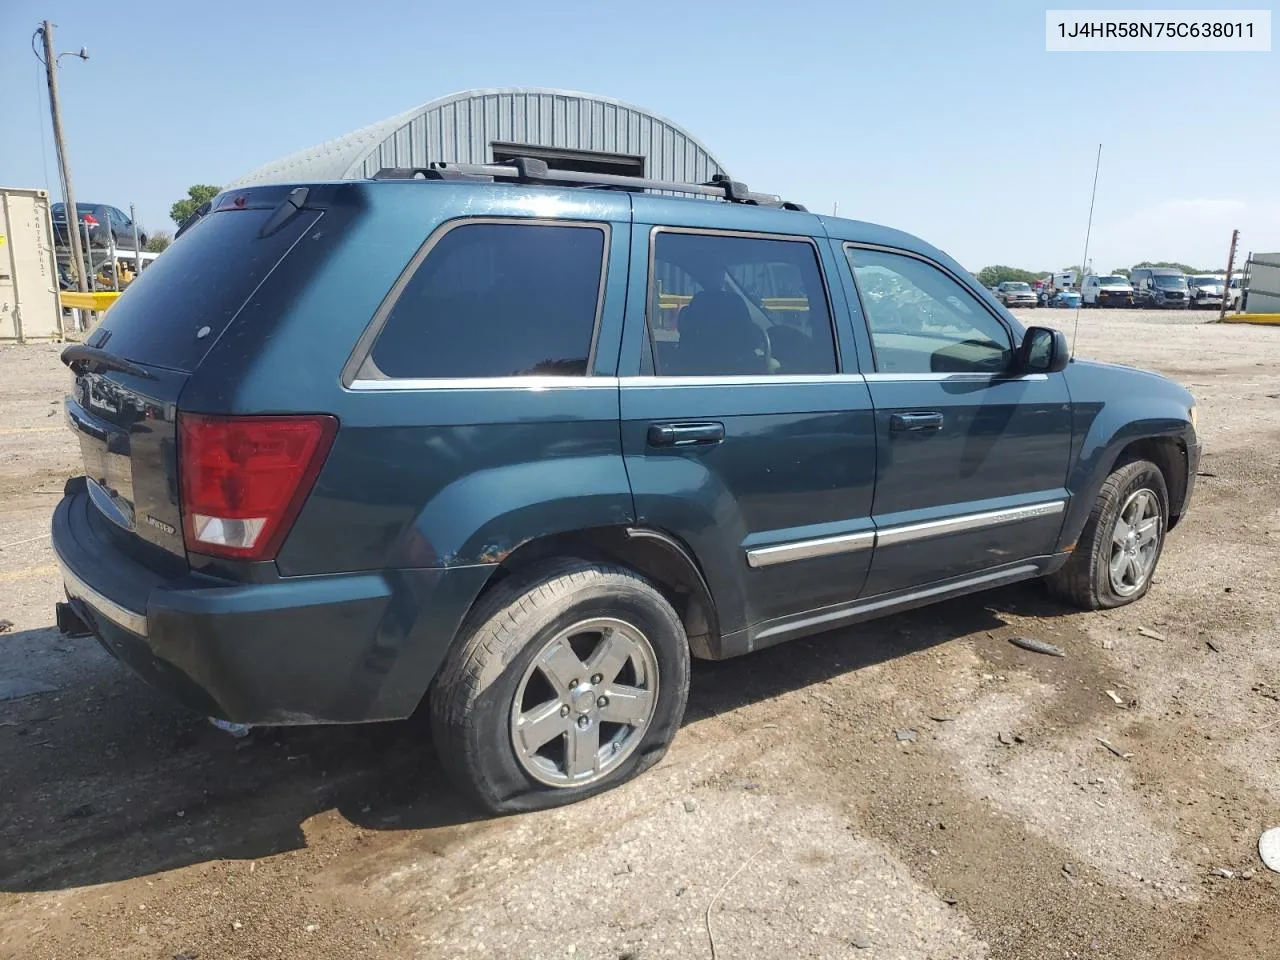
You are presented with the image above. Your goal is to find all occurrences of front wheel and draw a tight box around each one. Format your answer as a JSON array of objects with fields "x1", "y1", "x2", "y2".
[
  {"x1": 430, "y1": 560, "x2": 691, "y2": 813},
  {"x1": 1046, "y1": 459, "x2": 1169, "y2": 610}
]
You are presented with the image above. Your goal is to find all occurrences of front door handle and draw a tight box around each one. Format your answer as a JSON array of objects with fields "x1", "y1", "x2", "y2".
[
  {"x1": 890, "y1": 411, "x2": 945, "y2": 433},
  {"x1": 647, "y1": 422, "x2": 725, "y2": 447}
]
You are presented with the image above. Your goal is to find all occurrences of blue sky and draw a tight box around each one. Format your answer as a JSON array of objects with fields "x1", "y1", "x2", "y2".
[{"x1": 2, "y1": 0, "x2": 1275, "y2": 272}]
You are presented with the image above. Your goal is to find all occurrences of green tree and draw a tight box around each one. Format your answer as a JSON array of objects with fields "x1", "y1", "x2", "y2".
[
  {"x1": 976, "y1": 265, "x2": 1043, "y2": 289},
  {"x1": 169, "y1": 185, "x2": 221, "y2": 226},
  {"x1": 1111, "y1": 267, "x2": 1131, "y2": 278},
  {"x1": 145, "y1": 232, "x2": 172, "y2": 253},
  {"x1": 1132, "y1": 260, "x2": 1220, "y2": 274}
]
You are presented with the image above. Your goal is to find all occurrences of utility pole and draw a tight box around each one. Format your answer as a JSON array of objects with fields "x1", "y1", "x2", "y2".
[
  {"x1": 1219, "y1": 229, "x2": 1239, "y2": 322},
  {"x1": 39, "y1": 21, "x2": 88, "y2": 295}
]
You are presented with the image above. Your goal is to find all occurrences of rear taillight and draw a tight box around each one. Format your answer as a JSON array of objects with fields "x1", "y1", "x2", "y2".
[
  {"x1": 178, "y1": 413, "x2": 337, "y2": 561},
  {"x1": 81, "y1": 214, "x2": 98, "y2": 224}
]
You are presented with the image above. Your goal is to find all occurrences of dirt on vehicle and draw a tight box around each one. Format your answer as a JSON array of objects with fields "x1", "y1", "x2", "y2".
[{"x1": 1, "y1": 308, "x2": 1278, "y2": 960}]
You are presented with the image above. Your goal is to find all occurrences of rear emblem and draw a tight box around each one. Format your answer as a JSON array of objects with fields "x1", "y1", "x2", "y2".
[{"x1": 145, "y1": 515, "x2": 176, "y2": 536}]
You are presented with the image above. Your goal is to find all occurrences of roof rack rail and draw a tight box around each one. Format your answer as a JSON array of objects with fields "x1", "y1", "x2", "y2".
[{"x1": 371, "y1": 159, "x2": 808, "y2": 211}]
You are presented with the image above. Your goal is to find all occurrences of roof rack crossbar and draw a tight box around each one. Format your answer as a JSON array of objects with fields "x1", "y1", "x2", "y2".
[{"x1": 371, "y1": 160, "x2": 806, "y2": 211}]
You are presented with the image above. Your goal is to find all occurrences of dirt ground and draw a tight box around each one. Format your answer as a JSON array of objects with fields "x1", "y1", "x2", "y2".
[{"x1": 1, "y1": 308, "x2": 1278, "y2": 960}]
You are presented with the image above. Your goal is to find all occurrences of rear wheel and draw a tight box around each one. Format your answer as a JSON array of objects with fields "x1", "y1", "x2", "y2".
[
  {"x1": 1046, "y1": 459, "x2": 1169, "y2": 610},
  {"x1": 430, "y1": 560, "x2": 691, "y2": 813}
]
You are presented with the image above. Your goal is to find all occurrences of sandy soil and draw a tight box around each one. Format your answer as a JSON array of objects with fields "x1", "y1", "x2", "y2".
[{"x1": 1, "y1": 308, "x2": 1278, "y2": 960}]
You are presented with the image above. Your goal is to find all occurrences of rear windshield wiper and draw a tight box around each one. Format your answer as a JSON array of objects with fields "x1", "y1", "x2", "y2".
[{"x1": 60, "y1": 343, "x2": 156, "y2": 380}]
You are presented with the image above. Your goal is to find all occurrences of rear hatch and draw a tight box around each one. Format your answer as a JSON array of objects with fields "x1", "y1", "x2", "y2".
[{"x1": 63, "y1": 188, "x2": 323, "y2": 571}]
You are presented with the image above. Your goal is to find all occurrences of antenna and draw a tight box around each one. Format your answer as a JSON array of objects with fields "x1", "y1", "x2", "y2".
[{"x1": 1070, "y1": 144, "x2": 1103, "y2": 358}]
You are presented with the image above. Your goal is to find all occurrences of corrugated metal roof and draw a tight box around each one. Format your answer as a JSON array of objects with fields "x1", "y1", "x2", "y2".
[{"x1": 230, "y1": 87, "x2": 728, "y2": 188}]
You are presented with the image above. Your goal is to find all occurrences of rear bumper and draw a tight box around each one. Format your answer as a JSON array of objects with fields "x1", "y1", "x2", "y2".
[{"x1": 52, "y1": 478, "x2": 493, "y2": 725}]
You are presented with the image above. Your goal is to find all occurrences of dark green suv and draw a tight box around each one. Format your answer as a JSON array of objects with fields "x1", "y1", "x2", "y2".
[{"x1": 52, "y1": 161, "x2": 1200, "y2": 812}]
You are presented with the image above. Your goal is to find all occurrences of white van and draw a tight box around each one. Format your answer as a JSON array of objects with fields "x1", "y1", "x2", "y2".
[{"x1": 1081, "y1": 274, "x2": 1134, "y2": 308}]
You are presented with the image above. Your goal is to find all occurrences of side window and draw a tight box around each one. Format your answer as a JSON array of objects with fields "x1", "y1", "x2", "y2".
[
  {"x1": 846, "y1": 247, "x2": 1013, "y2": 375},
  {"x1": 647, "y1": 231, "x2": 838, "y2": 377},
  {"x1": 369, "y1": 222, "x2": 606, "y2": 379}
]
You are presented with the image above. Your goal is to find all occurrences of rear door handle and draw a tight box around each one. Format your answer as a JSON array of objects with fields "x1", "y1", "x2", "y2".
[
  {"x1": 647, "y1": 422, "x2": 725, "y2": 447},
  {"x1": 890, "y1": 412, "x2": 945, "y2": 433}
]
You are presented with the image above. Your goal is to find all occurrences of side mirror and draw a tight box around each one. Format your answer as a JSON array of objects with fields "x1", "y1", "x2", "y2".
[{"x1": 1017, "y1": 326, "x2": 1069, "y2": 374}]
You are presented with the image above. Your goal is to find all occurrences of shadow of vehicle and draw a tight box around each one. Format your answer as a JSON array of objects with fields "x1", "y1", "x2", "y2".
[{"x1": 0, "y1": 582, "x2": 1075, "y2": 893}]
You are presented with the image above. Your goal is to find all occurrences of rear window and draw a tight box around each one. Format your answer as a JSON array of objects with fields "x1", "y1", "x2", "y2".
[
  {"x1": 86, "y1": 207, "x2": 321, "y2": 372},
  {"x1": 367, "y1": 221, "x2": 606, "y2": 379}
]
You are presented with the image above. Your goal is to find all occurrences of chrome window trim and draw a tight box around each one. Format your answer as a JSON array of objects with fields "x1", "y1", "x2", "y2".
[
  {"x1": 875, "y1": 500, "x2": 1065, "y2": 548},
  {"x1": 349, "y1": 375, "x2": 621, "y2": 392},
  {"x1": 619, "y1": 373, "x2": 867, "y2": 389},
  {"x1": 55, "y1": 554, "x2": 149, "y2": 637},
  {"x1": 341, "y1": 217, "x2": 612, "y2": 388},
  {"x1": 746, "y1": 530, "x2": 875, "y2": 569},
  {"x1": 861, "y1": 372, "x2": 1048, "y2": 383},
  {"x1": 841, "y1": 242, "x2": 1020, "y2": 375},
  {"x1": 743, "y1": 499, "x2": 1065, "y2": 567},
  {"x1": 644, "y1": 224, "x2": 846, "y2": 378}
]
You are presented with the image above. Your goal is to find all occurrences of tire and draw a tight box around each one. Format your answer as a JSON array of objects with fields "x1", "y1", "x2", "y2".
[
  {"x1": 430, "y1": 559, "x2": 691, "y2": 813},
  {"x1": 1046, "y1": 459, "x2": 1169, "y2": 610}
]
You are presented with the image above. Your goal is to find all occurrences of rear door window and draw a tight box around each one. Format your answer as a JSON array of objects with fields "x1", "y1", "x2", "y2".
[
  {"x1": 646, "y1": 231, "x2": 838, "y2": 377},
  {"x1": 86, "y1": 207, "x2": 321, "y2": 372},
  {"x1": 366, "y1": 221, "x2": 607, "y2": 379}
]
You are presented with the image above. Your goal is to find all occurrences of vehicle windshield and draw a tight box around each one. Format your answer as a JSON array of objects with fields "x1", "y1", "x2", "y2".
[
  {"x1": 1005, "y1": 283, "x2": 1032, "y2": 292},
  {"x1": 1153, "y1": 275, "x2": 1188, "y2": 289},
  {"x1": 1191, "y1": 277, "x2": 1220, "y2": 286},
  {"x1": 1099, "y1": 276, "x2": 1128, "y2": 285}
]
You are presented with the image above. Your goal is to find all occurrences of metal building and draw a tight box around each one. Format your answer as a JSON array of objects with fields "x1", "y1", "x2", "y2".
[{"x1": 230, "y1": 87, "x2": 729, "y2": 188}]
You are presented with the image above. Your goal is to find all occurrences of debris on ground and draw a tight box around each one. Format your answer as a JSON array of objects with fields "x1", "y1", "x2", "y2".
[
  {"x1": 1211, "y1": 867, "x2": 1235, "y2": 879},
  {"x1": 997, "y1": 731, "x2": 1025, "y2": 746},
  {"x1": 1137, "y1": 626, "x2": 1167, "y2": 642},
  {"x1": 1008, "y1": 636, "x2": 1065, "y2": 657},
  {"x1": 682, "y1": 797, "x2": 698, "y2": 813},
  {"x1": 1062, "y1": 862, "x2": 1076, "y2": 877},
  {"x1": 0, "y1": 619, "x2": 14, "y2": 634},
  {"x1": 208, "y1": 718, "x2": 253, "y2": 737},
  {"x1": 895, "y1": 729, "x2": 918, "y2": 742},
  {"x1": 928, "y1": 714, "x2": 957, "y2": 723},
  {"x1": 1105, "y1": 690, "x2": 1126, "y2": 707},
  {"x1": 1260, "y1": 828, "x2": 1280, "y2": 873},
  {"x1": 1101, "y1": 638, "x2": 1116, "y2": 650},
  {"x1": 1251, "y1": 682, "x2": 1280, "y2": 703},
  {"x1": 1206, "y1": 639, "x2": 1222, "y2": 653},
  {"x1": 1241, "y1": 869, "x2": 1255, "y2": 880},
  {"x1": 0, "y1": 678, "x2": 57, "y2": 702},
  {"x1": 851, "y1": 936, "x2": 871, "y2": 950},
  {"x1": 1095, "y1": 737, "x2": 1133, "y2": 760}
]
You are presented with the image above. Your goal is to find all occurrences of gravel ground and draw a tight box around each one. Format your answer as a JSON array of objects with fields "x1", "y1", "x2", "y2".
[{"x1": 1, "y1": 307, "x2": 1278, "y2": 960}]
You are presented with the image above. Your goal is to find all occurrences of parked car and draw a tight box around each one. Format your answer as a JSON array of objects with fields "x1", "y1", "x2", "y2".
[
  {"x1": 1227, "y1": 275, "x2": 1247, "y2": 311},
  {"x1": 1051, "y1": 289, "x2": 1082, "y2": 308},
  {"x1": 51, "y1": 165, "x2": 1200, "y2": 812},
  {"x1": 1187, "y1": 276, "x2": 1225, "y2": 310},
  {"x1": 1130, "y1": 267, "x2": 1190, "y2": 309},
  {"x1": 1081, "y1": 274, "x2": 1134, "y2": 308},
  {"x1": 51, "y1": 202, "x2": 147, "y2": 250},
  {"x1": 995, "y1": 281, "x2": 1038, "y2": 308}
]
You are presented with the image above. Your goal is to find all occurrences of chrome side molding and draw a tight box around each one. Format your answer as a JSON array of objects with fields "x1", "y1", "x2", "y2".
[
  {"x1": 745, "y1": 499, "x2": 1066, "y2": 568},
  {"x1": 746, "y1": 530, "x2": 875, "y2": 568}
]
